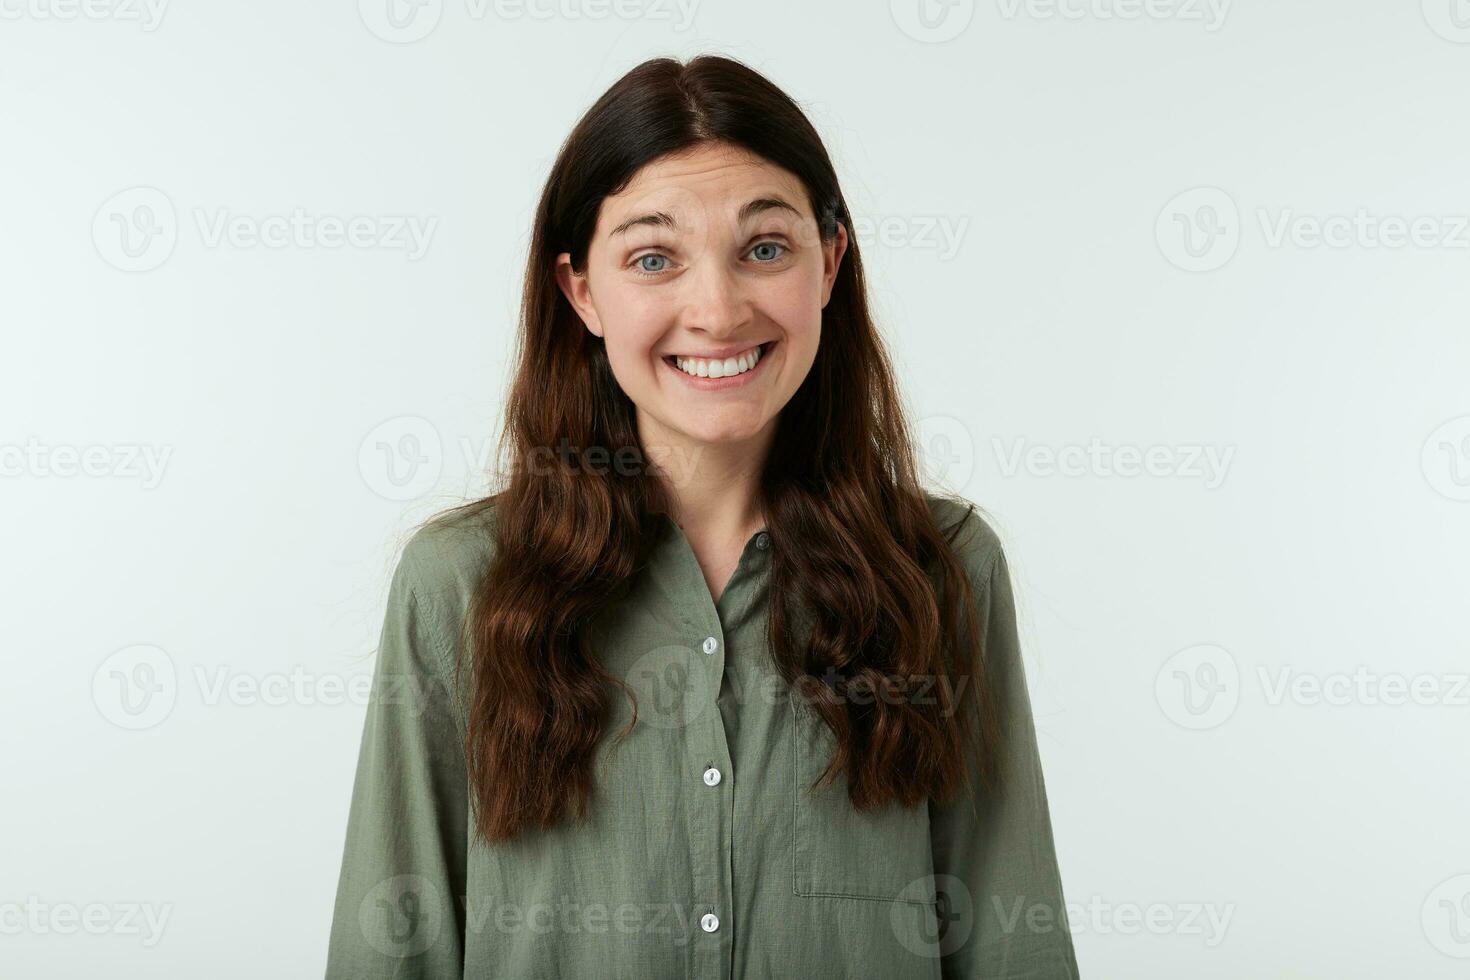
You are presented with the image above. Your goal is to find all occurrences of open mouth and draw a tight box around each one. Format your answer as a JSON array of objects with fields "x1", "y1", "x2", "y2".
[{"x1": 661, "y1": 341, "x2": 775, "y2": 381}]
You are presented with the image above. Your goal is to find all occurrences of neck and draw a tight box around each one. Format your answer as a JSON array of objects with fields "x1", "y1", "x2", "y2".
[{"x1": 638, "y1": 413, "x2": 774, "y2": 543}]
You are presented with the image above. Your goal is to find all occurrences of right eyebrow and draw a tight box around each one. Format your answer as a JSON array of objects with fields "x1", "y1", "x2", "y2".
[{"x1": 608, "y1": 210, "x2": 678, "y2": 238}]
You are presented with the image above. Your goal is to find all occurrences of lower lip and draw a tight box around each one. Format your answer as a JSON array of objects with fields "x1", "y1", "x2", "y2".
[{"x1": 661, "y1": 342, "x2": 776, "y2": 391}]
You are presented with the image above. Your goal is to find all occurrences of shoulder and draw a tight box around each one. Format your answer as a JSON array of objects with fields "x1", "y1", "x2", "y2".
[
  {"x1": 393, "y1": 497, "x2": 502, "y2": 611},
  {"x1": 922, "y1": 489, "x2": 1007, "y2": 587}
]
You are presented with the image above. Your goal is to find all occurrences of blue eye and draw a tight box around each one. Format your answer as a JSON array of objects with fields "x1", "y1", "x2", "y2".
[
  {"x1": 635, "y1": 253, "x2": 668, "y2": 275},
  {"x1": 750, "y1": 241, "x2": 785, "y2": 262}
]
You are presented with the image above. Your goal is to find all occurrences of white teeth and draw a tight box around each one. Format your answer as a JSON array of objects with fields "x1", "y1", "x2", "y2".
[{"x1": 673, "y1": 344, "x2": 763, "y2": 379}]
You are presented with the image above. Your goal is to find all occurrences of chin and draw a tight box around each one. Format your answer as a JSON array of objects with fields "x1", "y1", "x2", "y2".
[{"x1": 678, "y1": 418, "x2": 770, "y2": 446}]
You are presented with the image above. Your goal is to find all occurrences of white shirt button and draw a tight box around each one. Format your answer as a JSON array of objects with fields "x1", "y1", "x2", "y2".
[
  {"x1": 755, "y1": 532, "x2": 770, "y2": 550},
  {"x1": 702, "y1": 636, "x2": 718, "y2": 655},
  {"x1": 701, "y1": 912, "x2": 720, "y2": 933},
  {"x1": 702, "y1": 766, "x2": 722, "y2": 786}
]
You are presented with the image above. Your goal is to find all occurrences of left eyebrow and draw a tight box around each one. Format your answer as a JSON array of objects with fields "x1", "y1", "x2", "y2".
[
  {"x1": 607, "y1": 196, "x2": 802, "y2": 239},
  {"x1": 737, "y1": 197, "x2": 802, "y2": 225}
]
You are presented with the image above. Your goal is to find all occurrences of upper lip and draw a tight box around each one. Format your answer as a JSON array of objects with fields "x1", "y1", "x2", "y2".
[{"x1": 665, "y1": 341, "x2": 772, "y2": 360}]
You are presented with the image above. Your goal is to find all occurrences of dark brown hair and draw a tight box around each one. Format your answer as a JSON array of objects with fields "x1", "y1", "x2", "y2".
[{"x1": 444, "y1": 54, "x2": 1000, "y2": 844}]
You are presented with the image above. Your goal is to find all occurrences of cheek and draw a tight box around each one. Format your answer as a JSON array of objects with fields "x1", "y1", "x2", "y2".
[
  {"x1": 597, "y1": 282, "x2": 674, "y2": 363},
  {"x1": 759, "y1": 273, "x2": 824, "y2": 344}
]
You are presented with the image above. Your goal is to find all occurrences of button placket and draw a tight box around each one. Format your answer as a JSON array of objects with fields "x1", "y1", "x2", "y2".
[
  {"x1": 662, "y1": 514, "x2": 739, "y2": 970},
  {"x1": 693, "y1": 617, "x2": 731, "y2": 959},
  {"x1": 695, "y1": 626, "x2": 732, "y2": 958}
]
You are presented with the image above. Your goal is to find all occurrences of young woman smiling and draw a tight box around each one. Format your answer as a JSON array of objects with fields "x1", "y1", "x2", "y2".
[{"x1": 326, "y1": 54, "x2": 1080, "y2": 979}]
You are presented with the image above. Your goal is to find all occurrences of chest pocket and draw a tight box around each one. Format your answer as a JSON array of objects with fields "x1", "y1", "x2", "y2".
[{"x1": 791, "y1": 702, "x2": 937, "y2": 905}]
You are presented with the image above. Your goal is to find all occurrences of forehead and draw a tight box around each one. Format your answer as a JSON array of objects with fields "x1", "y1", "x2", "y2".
[{"x1": 598, "y1": 142, "x2": 811, "y2": 227}]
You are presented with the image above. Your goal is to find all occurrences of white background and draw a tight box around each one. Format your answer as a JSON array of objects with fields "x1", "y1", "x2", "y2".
[{"x1": 3, "y1": 1, "x2": 1469, "y2": 976}]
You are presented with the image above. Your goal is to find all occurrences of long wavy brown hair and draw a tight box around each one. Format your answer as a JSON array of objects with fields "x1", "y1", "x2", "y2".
[{"x1": 442, "y1": 54, "x2": 1002, "y2": 845}]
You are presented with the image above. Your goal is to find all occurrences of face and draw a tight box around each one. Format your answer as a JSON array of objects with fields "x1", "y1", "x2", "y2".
[{"x1": 556, "y1": 141, "x2": 847, "y2": 473}]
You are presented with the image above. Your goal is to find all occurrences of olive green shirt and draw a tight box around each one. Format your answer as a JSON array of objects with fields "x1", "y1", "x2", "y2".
[{"x1": 325, "y1": 493, "x2": 1080, "y2": 978}]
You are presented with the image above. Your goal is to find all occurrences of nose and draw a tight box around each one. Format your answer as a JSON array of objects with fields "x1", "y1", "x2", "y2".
[{"x1": 678, "y1": 253, "x2": 752, "y2": 339}]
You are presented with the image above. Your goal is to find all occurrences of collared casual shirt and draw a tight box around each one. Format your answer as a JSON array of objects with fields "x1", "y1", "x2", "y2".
[{"x1": 325, "y1": 492, "x2": 1080, "y2": 978}]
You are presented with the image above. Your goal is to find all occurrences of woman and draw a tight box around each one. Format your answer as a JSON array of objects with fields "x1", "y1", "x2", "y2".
[{"x1": 326, "y1": 54, "x2": 1080, "y2": 979}]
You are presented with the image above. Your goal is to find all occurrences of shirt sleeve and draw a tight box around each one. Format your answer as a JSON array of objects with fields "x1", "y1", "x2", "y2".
[
  {"x1": 325, "y1": 545, "x2": 470, "y2": 978},
  {"x1": 929, "y1": 535, "x2": 1081, "y2": 979}
]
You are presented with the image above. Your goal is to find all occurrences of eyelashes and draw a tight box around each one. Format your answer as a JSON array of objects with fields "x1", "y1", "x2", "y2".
[{"x1": 628, "y1": 239, "x2": 790, "y2": 279}]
